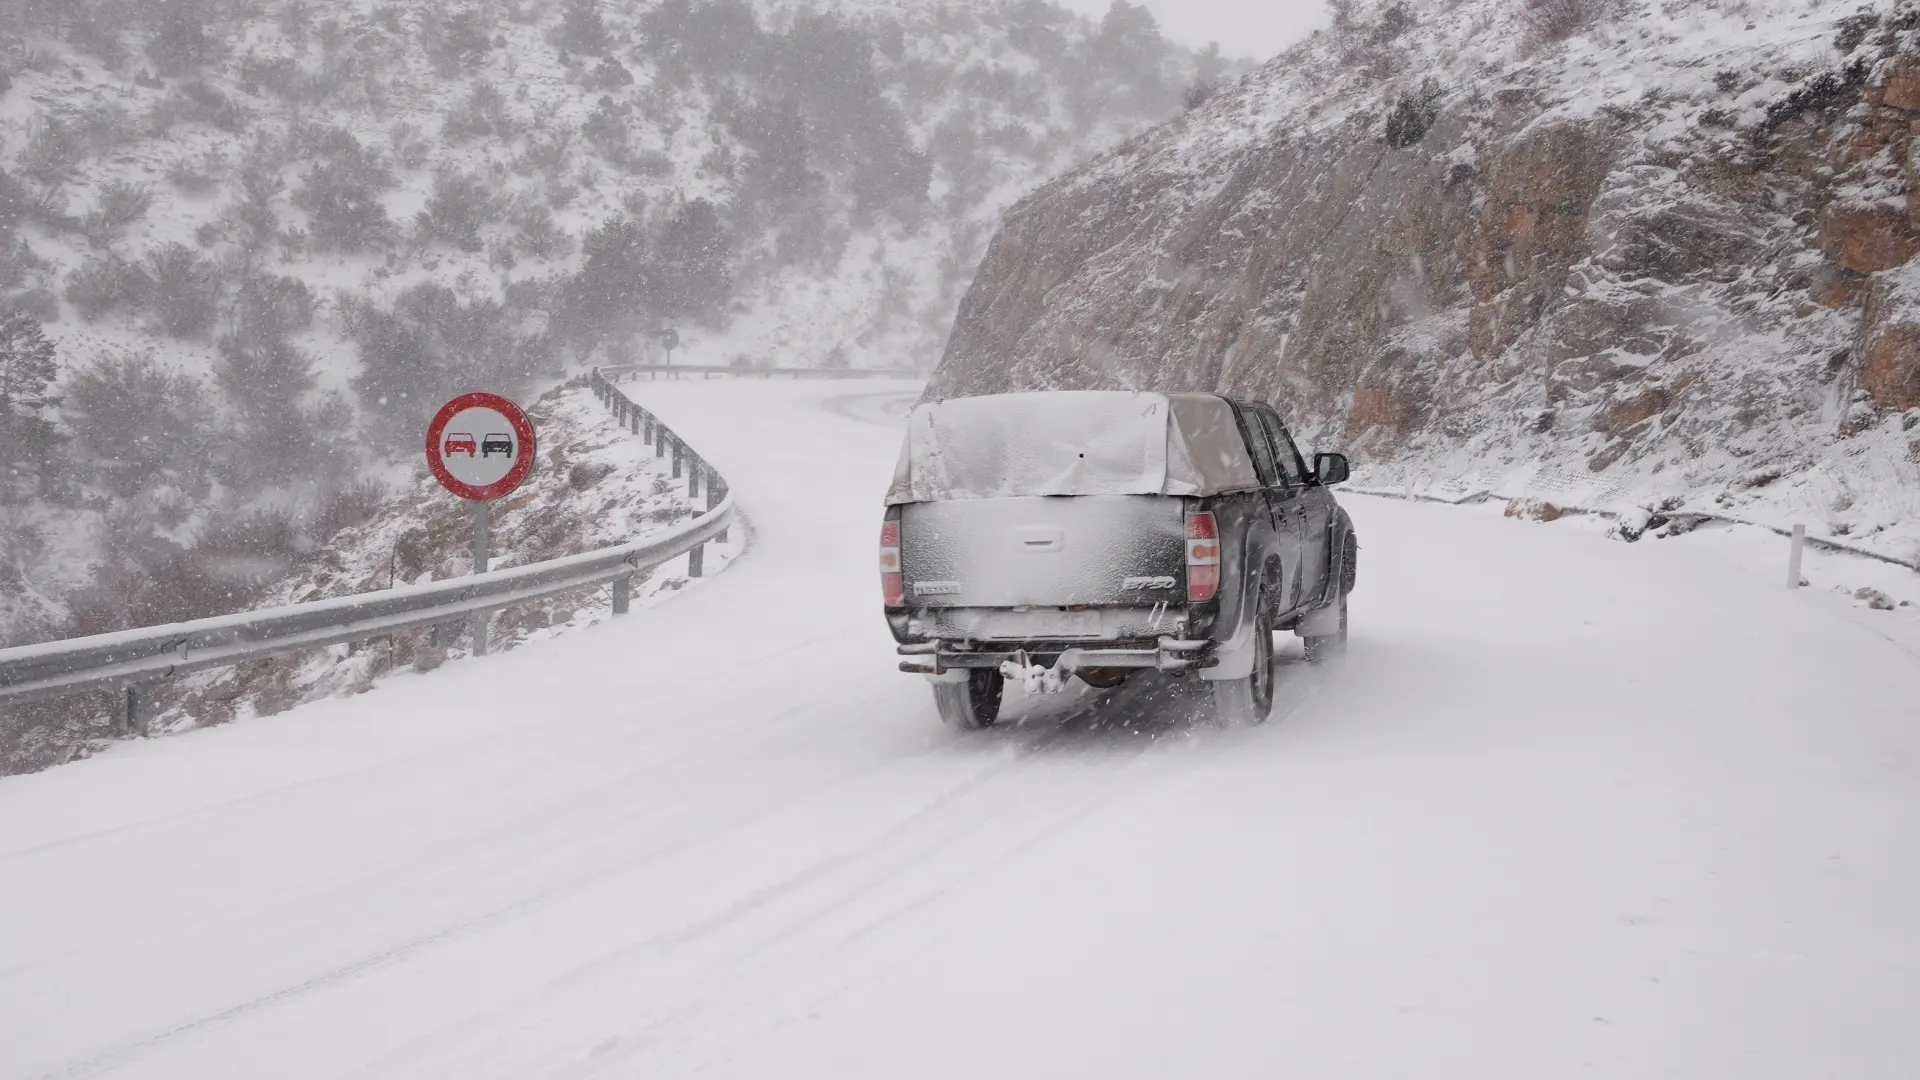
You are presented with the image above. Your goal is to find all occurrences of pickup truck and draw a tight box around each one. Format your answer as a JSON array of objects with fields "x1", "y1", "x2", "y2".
[{"x1": 880, "y1": 390, "x2": 1357, "y2": 729}]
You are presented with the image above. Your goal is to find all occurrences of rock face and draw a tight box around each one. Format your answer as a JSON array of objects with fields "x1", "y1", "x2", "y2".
[{"x1": 931, "y1": 0, "x2": 1920, "y2": 550}]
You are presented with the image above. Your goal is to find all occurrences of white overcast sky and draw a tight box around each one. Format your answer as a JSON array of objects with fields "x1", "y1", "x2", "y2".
[{"x1": 1057, "y1": 0, "x2": 1329, "y2": 62}]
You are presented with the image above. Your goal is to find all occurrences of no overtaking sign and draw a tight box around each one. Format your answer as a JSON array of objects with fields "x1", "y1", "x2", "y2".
[{"x1": 427, "y1": 392, "x2": 536, "y2": 501}]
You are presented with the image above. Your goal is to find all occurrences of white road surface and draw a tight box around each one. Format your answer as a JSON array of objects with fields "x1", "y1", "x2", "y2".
[{"x1": 3, "y1": 379, "x2": 1918, "y2": 1079}]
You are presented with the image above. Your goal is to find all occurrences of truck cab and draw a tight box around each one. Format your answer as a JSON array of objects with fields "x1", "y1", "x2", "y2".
[{"x1": 880, "y1": 390, "x2": 1357, "y2": 729}]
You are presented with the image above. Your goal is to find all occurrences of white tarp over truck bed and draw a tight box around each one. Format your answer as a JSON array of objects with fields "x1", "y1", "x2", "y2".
[{"x1": 885, "y1": 391, "x2": 1259, "y2": 504}]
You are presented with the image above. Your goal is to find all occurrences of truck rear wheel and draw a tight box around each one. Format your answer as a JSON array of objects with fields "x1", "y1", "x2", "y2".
[
  {"x1": 1210, "y1": 601, "x2": 1274, "y2": 726},
  {"x1": 933, "y1": 668, "x2": 1004, "y2": 731}
]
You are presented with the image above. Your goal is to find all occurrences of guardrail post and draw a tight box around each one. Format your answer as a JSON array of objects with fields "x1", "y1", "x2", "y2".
[
  {"x1": 1788, "y1": 524, "x2": 1806, "y2": 588},
  {"x1": 688, "y1": 541, "x2": 704, "y2": 578},
  {"x1": 643, "y1": 414, "x2": 654, "y2": 444},
  {"x1": 612, "y1": 574, "x2": 631, "y2": 615},
  {"x1": 709, "y1": 475, "x2": 726, "y2": 542},
  {"x1": 688, "y1": 457, "x2": 702, "y2": 500},
  {"x1": 629, "y1": 405, "x2": 639, "y2": 435},
  {"x1": 672, "y1": 438, "x2": 684, "y2": 479},
  {"x1": 657, "y1": 429, "x2": 668, "y2": 459},
  {"x1": 119, "y1": 684, "x2": 148, "y2": 738}
]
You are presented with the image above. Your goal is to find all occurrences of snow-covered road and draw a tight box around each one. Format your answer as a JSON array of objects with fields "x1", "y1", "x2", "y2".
[{"x1": 4, "y1": 380, "x2": 1918, "y2": 1079}]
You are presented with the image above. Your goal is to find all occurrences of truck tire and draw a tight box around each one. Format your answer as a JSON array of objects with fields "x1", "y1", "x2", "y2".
[
  {"x1": 1302, "y1": 592, "x2": 1348, "y2": 664},
  {"x1": 1211, "y1": 599, "x2": 1274, "y2": 726},
  {"x1": 933, "y1": 668, "x2": 1004, "y2": 731}
]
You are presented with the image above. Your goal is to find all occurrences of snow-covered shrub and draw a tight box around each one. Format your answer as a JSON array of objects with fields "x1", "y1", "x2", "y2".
[
  {"x1": 352, "y1": 284, "x2": 540, "y2": 444},
  {"x1": 62, "y1": 349, "x2": 214, "y2": 494},
  {"x1": 1834, "y1": 8, "x2": 1880, "y2": 55},
  {"x1": 1520, "y1": 0, "x2": 1613, "y2": 45},
  {"x1": 558, "y1": 0, "x2": 612, "y2": 55},
  {"x1": 17, "y1": 118, "x2": 81, "y2": 191},
  {"x1": 513, "y1": 203, "x2": 571, "y2": 260},
  {"x1": 64, "y1": 256, "x2": 149, "y2": 322},
  {"x1": 149, "y1": 79, "x2": 253, "y2": 134},
  {"x1": 228, "y1": 272, "x2": 316, "y2": 349},
  {"x1": 1756, "y1": 60, "x2": 1869, "y2": 141},
  {"x1": 1183, "y1": 79, "x2": 1219, "y2": 110},
  {"x1": 145, "y1": 0, "x2": 221, "y2": 76},
  {"x1": 845, "y1": 106, "x2": 933, "y2": 219},
  {"x1": 227, "y1": 162, "x2": 283, "y2": 251},
  {"x1": 79, "y1": 181, "x2": 154, "y2": 247},
  {"x1": 424, "y1": 6, "x2": 495, "y2": 77},
  {"x1": 165, "y1": 149, "x2": 228, "y2": 195},
  {"x1": 0, "y1": 171, "x2": 29, "y2": 235},
  {"x1": 308, "y1": 478, "x2": 388, "y2": 544},
  {"x1": 441, "y1": 84, "x2": 519, "y2": 144},
  {"x1": 143, "y1": 244, "x2": 222, "y2": 338},
  {"x1": 563, "y1": 216, "x2": 651, "y2": 349},
  {"x1": 581, "y1": 96, "x2": 635, "y2": 165},
  {"x1": 415, "y1": 171, "x2": 498, "y2": 253},
  {"x1": 290, "y1": 128, "x2": 394, "y2": 252},
  {"x1": 75, "y1": 102, "x2": 140, "y2": 158},
  {"x1": 11, "y1": 285, "x2": 59, "y2": 323},
  {"x1": 652, "y1": 199, "x2": 734, "y2": 321},
  {"x1": 583, "y1": 56, "x2": 634, "y2": 91},
  {"x1": 1384, "y1": 79, "x2": 1443, "y2": 148},
  {"x1": 0, "y1": 310, "x2": 60, "y2": 492},
  {"x1": 215, "y1": 335, "x2": 354, "y2": 490},
  {"x1": 0, "y1": 233, "x2": 42, "y2": 292}
]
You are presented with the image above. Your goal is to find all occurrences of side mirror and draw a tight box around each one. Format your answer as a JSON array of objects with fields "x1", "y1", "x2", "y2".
[{"x1": 1314, "y1": 452, "x2": 1350, "y2": 486}]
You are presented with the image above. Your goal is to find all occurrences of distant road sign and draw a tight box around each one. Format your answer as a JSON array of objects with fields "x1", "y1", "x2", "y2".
[{"x1": 426, "y1": 392, "x2": 535, "y2": 501}]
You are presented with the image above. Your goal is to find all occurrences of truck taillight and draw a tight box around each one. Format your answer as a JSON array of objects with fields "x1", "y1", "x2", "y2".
[
  {"x1": 880, "y1": 516, "x2": 904, "y2": 607},
  {"x1": 1186, "y1": 511, "x2": 1219, "y2": 603}
]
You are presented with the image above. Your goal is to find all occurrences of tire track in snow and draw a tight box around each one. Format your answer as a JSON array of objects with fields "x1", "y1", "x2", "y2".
[
  {"x1": 367, "y1": 664, "x2": 1328, "y2": 1080},
  {"x1": 0, "y1": 656, "x2": 855, "y2": 983},
  {"x1": 23, "y1": 696, "x2": 976, "y2": 1080}
]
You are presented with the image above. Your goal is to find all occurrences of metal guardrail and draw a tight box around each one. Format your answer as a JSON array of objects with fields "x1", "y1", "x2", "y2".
[
  {"x1": 1349, "y1": 485, "x2": 1920, "y2": 571},
  {"x1": 0, "y1": 373, "x2": 734, "y2": 728},
  {"x1": 598, "y1": 363, "x2": 924, "y2": 380}
]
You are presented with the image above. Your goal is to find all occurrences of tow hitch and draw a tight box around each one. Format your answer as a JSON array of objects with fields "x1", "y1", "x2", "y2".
[{"x1": 999, "y1": 649, "x2": 1071, "y2": 694}]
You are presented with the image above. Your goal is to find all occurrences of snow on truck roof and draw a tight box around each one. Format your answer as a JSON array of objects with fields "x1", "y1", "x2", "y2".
[{"x1": 885, "y1": 391, "x2": 1259, "y2": 505}]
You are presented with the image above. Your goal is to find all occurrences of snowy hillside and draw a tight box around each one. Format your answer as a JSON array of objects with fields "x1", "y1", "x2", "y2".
[
  {"x1": 933, "y1": 0, "x2": 1920, "y2": 567},
  {"x1": 0, "y1": 0, "x2": 1231, "y2": 650}
]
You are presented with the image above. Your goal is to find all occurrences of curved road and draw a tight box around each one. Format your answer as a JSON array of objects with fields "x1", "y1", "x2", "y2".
[{"x1": 2, "y1": 380, "x2": 1918, "y2": 1078}]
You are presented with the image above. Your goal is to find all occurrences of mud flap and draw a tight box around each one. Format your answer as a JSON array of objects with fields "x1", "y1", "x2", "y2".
[
  {"x1": 1198, "y1": 617, "x2": 1254, "y2": 681},
  {"x1": 1297, "y1": 601, "x2": 1343, "y2": 637}
]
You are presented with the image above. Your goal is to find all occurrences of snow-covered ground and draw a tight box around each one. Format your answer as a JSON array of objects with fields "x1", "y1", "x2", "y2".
[{"x1": 2, "y1": 380, "x2": 1918, "y2": 1078}]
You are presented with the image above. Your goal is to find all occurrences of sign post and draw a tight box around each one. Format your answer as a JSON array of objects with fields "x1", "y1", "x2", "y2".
[{"x1": 426, "y1": 392, "x2": 537, "y2": 657}]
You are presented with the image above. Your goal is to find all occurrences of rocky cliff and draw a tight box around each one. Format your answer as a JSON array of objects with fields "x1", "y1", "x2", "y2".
[{"x1": 933, "y1": 0, "x2": 1920, "y2": 561}]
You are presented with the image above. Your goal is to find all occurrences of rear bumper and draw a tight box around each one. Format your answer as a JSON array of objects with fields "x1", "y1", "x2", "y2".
[{"x1": 897, "y1": 637, "x2": 1215, "y2": 676}]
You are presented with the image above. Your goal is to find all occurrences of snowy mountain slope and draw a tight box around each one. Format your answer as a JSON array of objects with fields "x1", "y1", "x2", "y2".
[
  {"x1": 2, "y1": 379, "x2": 1917, "y2": 1077},
  {"x1": 933, "y1": 0, "x2": 1920, "y2": 566}
]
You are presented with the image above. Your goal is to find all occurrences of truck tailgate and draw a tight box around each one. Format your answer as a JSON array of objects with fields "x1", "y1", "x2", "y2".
[{"x1": 899, "y1": 494, "x2": 1186, "y2": 609}]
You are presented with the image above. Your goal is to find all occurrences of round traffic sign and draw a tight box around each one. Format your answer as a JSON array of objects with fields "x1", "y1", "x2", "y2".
[{"x1": 426, "y1": 392, "x2": 536, "y2": 501}]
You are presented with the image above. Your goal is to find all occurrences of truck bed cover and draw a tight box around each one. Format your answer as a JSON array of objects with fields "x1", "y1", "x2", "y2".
[{"x1": 885, "y1": 391, "x2": 1258, "y2": 505}]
